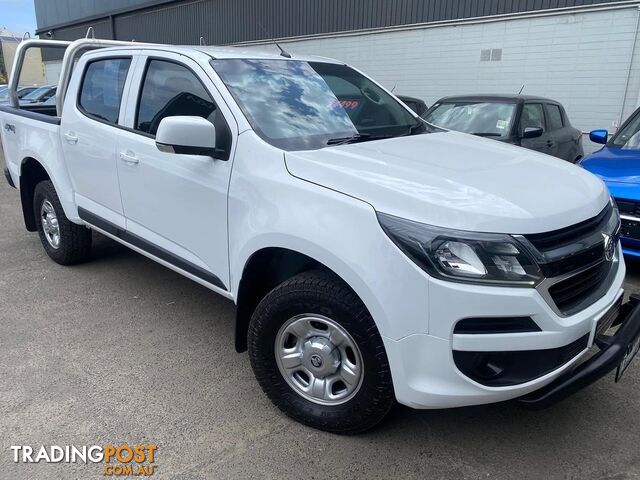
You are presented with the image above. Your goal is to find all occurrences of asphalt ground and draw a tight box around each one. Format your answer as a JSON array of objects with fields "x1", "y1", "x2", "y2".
[{"x1": 1, "y1": 150, "x2": 640, "y2": 479}]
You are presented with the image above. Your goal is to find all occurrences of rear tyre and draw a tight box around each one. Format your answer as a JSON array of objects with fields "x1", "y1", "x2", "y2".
[
  {"x1": 33, "y1": 180, "x2": 92, "y2": 265},
  {"x1": 248, "y1": 270, "x2": 395, "y2": 434}
]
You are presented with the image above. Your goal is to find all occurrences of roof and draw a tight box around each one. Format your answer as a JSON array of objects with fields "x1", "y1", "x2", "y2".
[
  {"x1": 435, "y1": 94, "x2": 560, "y2": 104},
  {"x1": 95, "y1": 44, "x2": 343, "y2": 63}
]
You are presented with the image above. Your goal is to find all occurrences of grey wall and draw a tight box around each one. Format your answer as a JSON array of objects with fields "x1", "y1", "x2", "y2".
[{"x1": 36, "y1": 0, "x2": 631, "y2": 44}]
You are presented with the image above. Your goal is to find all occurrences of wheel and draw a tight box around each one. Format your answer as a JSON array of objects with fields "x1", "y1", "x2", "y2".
[
  {"x1": 33, "y1": 180, "x2": 92, "y2": 265},
  {"x1": 248, "y1": 270, "x2": 395, "y2": 434}
]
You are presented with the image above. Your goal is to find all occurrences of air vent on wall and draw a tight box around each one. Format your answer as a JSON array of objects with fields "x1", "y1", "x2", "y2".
[{"x1": 480, "y1": 48, "x2": 502, "y2": 62}]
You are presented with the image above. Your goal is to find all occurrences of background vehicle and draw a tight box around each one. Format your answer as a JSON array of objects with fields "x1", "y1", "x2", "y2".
[
  {"x1": 0, "y1": 86, "x2": 40, "y2": 104},
  {"x1": 19, "y1": 85, "x2": 57, "y2": 105},
  {"x1": 581, "y1": 107, "x2": 640, "y2": 258},
  {"x1": 1, "y1": 39, "x2": 637, "y2": 434},
  {"x1": 423, "y1": 94, "x2": 584, "y2": 162},
  {"x1": 396, "y1": 95, "x2": 428, "y2": 116}
]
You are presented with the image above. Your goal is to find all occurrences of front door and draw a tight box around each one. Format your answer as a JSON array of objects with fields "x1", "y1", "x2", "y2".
[
  {"x1": 519, "y1": 102, "x2": 554, "y2": 156},
  {"x1": 116, "y1": 54, "x2": 236, "y2": 291}
]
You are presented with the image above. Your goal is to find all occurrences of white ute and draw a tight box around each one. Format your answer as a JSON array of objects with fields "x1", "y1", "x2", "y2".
[{"x1": 2, "y1": 38, "x2": 640, "y2": 433}]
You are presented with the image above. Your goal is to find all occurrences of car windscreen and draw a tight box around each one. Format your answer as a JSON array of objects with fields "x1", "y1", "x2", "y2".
[
  {"x1": 211, "y1": 58, "x2": 428, "y2": 150},
  {"x1": 21, "y1": 86, "x2": 54, "y2": 102},
  {"x1": 610, "y1": 110, "x2": 640, "y2": 150},
  {"x1": 423, "y1": 101, "x2": 516, "y2": 138}
]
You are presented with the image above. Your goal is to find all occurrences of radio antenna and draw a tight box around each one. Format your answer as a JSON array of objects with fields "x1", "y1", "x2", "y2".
[
  {"x1": 518, "y1": 84, "x2": 525, "y2": 95},
  {"x1": 257, "y1": 20, "x2": 291, "y2": 58}
]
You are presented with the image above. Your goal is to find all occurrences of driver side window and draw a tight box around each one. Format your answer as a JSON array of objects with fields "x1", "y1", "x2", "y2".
[
  {"x1": 135, "y1": 59, "x2": 231, "y2": 155},
  {"x1": 520, "y1": 103, "x2": 546, "y2": 133}
]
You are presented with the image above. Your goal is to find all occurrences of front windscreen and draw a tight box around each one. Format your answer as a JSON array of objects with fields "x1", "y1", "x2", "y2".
[
  {"x1": 611, "y1": 111, "x2": 640, "y2": 150},
  {"x1": 211, "y1": 58, "x2": 428, "y2": 150},
  {"x1": 423, "y1": 102, "x2": 516, "y2": 138}
]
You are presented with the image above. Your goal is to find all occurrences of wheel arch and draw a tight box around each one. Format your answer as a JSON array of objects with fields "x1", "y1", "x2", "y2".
[
  {"x1": 233, "y1": 245, "x2": 384, "y2": 353},
  {"x1": 19, "y1": 157, "x2": 52, "y2": 231}
]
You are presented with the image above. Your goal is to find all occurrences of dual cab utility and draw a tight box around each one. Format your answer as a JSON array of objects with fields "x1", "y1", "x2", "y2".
[{"x1": 2, "y1": 39, "x2": 640, "y2": 433}]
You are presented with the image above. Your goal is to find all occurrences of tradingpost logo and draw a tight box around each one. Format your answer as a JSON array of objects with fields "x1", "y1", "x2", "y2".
[{"x1": 11, "y1": 444, "x2": 158, "y2": 476}]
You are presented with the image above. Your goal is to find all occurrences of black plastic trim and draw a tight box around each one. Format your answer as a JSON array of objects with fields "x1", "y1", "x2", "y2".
[
  {"x1": 0, "y1": 105, "x2": 61, "y2": 125},
  {"x1": 454, "y1": 333, "x2": 589, "y2": 387},
  {"x1": 4, "y1": 168, "x2": 15, "y2": 188},
  {"x1": 520, "y1": 295, "x2": 640, "y2": 408},
  {"x1": 454, "y1": 316, "x2": 541, "y2": 335},
  {"x1": 77, "y1": 207, "x2": 227, "y2": 291}
]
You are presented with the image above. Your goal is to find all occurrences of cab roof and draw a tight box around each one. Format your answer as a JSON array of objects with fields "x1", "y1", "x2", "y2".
[{"x1": 95, "y1": 44, "x2": 343, "y2": 64}]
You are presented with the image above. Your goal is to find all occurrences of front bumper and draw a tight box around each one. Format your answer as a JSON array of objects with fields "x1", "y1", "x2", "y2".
[
  {"x1": 383, "y1": 246, "x2": 627, "y2": 409},
  {"x1": 520, "y1": 294, "x2": 640, "y2": 408}
]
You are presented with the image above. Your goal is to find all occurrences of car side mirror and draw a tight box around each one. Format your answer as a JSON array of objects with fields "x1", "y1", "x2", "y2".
[
  {"x1": 589, "y1": 129, "x2": 608, "y2": 145},
  {"x1": 156, "y1": 116, "x2": 224, "y2": 159},
  {"x1": 522, "y1": 127, "x2": 543, "y2": 139}
]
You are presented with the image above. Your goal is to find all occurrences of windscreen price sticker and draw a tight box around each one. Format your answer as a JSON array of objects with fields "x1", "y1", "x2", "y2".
[{"x1": 11, "y1": 444, "x2": 158, "y2": 476}]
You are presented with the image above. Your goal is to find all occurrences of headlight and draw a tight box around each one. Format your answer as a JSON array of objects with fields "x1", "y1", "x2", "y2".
[{"x1": 377, "y1": 212, "x2": 543, "y2": 287}]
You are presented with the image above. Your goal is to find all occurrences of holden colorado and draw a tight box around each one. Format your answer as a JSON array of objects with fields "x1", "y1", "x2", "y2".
[{"x1": 2, "y1": 38, "x2": 640, "y2": 433}]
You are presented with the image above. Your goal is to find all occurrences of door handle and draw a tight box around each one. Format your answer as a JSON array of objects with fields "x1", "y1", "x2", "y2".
[
  {"x1": 119, "y1": 151, "x2": 139, "y2": 165},
  {"x1": 546, "y1": 140, "x2": 554, "y2": 147},
  {"x1": 64, "y1": 132, "x2": 78, "y2": 144}
]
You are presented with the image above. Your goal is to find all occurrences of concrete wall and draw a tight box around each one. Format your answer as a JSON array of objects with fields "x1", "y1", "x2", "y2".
[{"x1": 242, "y1": 5, "x2": 640, "y2": 148}]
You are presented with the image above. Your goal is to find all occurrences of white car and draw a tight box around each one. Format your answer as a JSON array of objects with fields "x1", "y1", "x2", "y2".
[{"x1": 2, "y1": 39, "x2": 639, "y2": 433}]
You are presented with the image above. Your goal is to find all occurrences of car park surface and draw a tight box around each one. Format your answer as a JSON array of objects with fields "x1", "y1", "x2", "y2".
[{"x1": 1, "y1": 149, "x2": 640, "y2": 479}]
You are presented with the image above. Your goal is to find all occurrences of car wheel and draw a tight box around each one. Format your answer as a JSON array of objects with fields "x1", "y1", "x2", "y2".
[
  {"x1": 34, "y1": 180, "x2": 92, "y2": 265},
  {"x1": 248, "y1": 269, "x2": 395, "y2": 434}
]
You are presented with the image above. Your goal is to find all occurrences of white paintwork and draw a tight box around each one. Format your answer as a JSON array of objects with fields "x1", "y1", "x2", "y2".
[
  {"x1": 0, "y1": 44, "x2": 625, "y2": 410},
  {"x1": 156, "y1": 116, "x2": 217, "y2": 150}
]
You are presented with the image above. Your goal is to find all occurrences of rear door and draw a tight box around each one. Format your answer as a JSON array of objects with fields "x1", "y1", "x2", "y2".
[
  {"x1": 519, "y1": 102, "x2": 553, "y2": 156},
  {"x1": 60, "y1": 53, "x2": 137, "y2": 228},
  {"x1": 545, "y1": 103, "x2": 578, "y2": 161},
  {"x1": 115, "y1": 52, "x2": 236, "y2": 291}
]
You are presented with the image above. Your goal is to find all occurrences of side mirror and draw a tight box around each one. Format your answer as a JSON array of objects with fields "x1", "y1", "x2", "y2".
[
  {"x1": 522, "y1": 127, "x2": 543, "y2": 139},
  {"x1": 589, "y1": 129, "x2": 608, "y2": 145},
  {"x1": 156, "y1": 116, "x2": 222, "y2": 158}
]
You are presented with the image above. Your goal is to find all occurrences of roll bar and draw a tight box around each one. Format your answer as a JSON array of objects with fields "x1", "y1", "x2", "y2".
[
  {"x1": 8, "y1": 37, "x2": 154, "y2": 116},
  {"x1": 55, "y1": 38, "x2": 154, "y2": 115},
  {"x1": 7, "y1": 39, "x2": 71, "y2": 108}
]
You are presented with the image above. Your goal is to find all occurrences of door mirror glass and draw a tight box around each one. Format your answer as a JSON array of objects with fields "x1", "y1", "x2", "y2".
[
  {"x1": 589, "y1": 129, "x2": 609, "y2": 145},
  {"x1": 522, "y1": 127, "x2": 543, "y2": 139},
  {"x1": 156, "y1": 116, "x2": 220, "y2": 158}
]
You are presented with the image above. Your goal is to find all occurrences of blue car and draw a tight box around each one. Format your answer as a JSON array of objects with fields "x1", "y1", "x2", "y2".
[{"x1": 581, "y1": 108, "x2": 640, "y2": 258}]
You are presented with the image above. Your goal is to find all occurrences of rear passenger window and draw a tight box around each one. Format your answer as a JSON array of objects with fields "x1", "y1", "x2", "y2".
[
  {"x1": 136, "y1": 60, "x2": 220, "y2": 136},
  {"x1": 79, "y1": 58, "x2": 131, "y2": 124},
  {"x1": 547, "y1": 104, "x2": 564, "y2": 130},
  {"x1": 520, "y1": 104, "x2": 545, "y2": 132}
]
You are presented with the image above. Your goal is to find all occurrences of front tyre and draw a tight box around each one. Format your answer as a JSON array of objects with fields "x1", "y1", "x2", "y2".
[
  {"x1": 34, "y1": 180, "x2": 92, "y2": 265},
  {"x1": 248, "y1": 270, "x2": 395, "y2": 433}
]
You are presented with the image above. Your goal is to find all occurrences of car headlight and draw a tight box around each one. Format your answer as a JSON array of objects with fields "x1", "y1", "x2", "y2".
[{"x1": 377, "y1": 212, "x2": 543, "y2": 287}]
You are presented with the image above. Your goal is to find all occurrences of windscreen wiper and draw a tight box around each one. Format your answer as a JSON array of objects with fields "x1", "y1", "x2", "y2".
[
  {"x1": 326, "y1": 133, "x2": 372, "y2": 145},
  {"x1": 471, "y1": 132, "x2": 502, "y2": 137}
]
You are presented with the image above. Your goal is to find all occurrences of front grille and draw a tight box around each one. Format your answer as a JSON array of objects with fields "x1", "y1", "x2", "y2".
[
  {"x1": 539, "y1": 242, "x2": 604, "y2": 277},
  {"x1": 523, "y1": 203, "x2": 618, "y2": 316},
  {"x1": 526, "y1": 204, "x2": 612, "y2": 251},
  {"x1": 547, "y1": 262, "x2": 610, "y2": 314},
  {"x1": 617, "y1": 199, "x2": 640, "y2": 217},
  {"x1": 621, "y1": 217, "x2": 640, "y2": 241}
]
